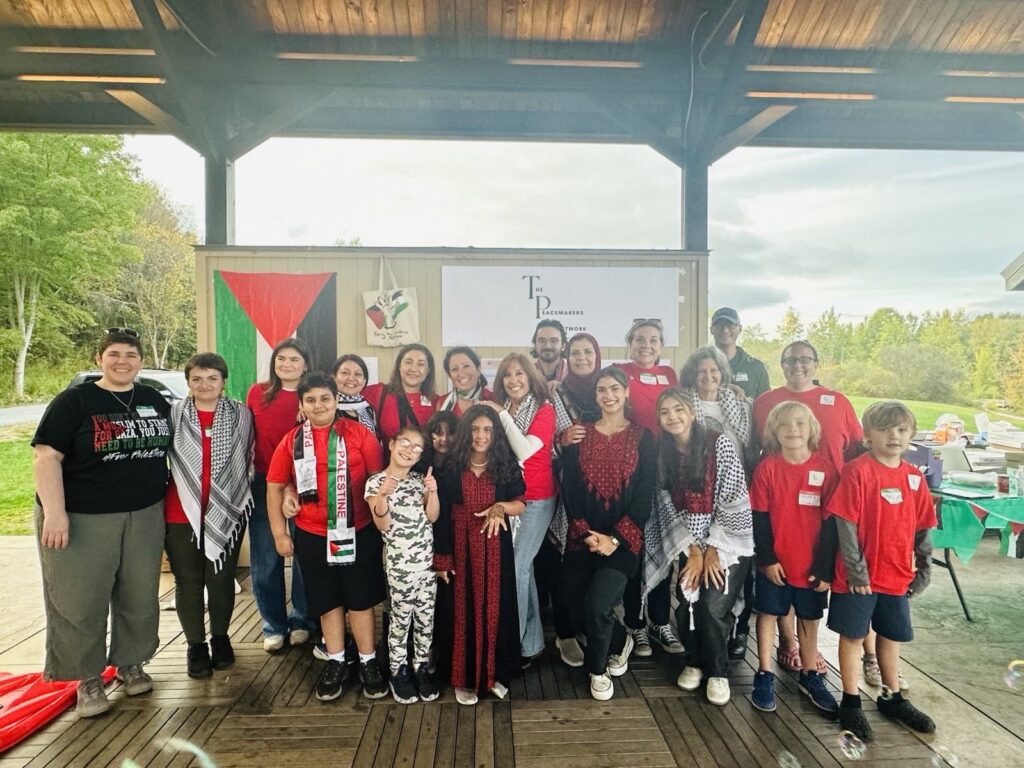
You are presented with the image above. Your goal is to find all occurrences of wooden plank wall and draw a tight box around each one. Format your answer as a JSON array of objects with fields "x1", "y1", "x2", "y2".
[{"x1": 194, "y1": 247, "x2": 708, "y2": 384}]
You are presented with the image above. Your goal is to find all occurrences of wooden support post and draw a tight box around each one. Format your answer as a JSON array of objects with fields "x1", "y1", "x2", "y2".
[
  {"x1": 682, "y1": 151, "x2": 709, "y2": 252},
  {"x1": 205, "y1": 152, "x2": 235, "y2": 245}
]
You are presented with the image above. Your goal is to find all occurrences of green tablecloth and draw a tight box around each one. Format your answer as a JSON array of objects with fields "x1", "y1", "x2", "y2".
[{"x1": 933, "y1": 484, "x2": 1024, "y2": 563}]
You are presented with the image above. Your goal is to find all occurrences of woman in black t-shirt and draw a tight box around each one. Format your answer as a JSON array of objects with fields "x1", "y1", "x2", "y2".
[{"x1": 33, "y1": 329, "x2": 171, "y2": 718}]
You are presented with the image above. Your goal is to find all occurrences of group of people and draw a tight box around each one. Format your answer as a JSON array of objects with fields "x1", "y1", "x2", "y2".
[{"x1": 33, "y1": 308, "x2": 938, "y2": 744}]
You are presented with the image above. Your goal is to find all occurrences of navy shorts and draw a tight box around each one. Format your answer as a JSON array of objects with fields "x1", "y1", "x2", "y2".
[
  {"x1": 826, "y1": 591, "x2": 913, "y2": 642},
  {"x1": 754, "y1": 571, "x2": 827, "y2": 620},
  {"x1": 294, "y1": 525, "x2": 386, "y2": 617}
]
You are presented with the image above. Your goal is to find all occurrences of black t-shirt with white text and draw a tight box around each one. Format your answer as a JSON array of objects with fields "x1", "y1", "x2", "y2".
[{"x1": 32, "y1": 382, "x2": 171, "y2": 514}]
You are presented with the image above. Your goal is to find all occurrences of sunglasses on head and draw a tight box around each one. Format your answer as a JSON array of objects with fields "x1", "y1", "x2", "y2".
[
  {"x1": 106, "y1": 327, "x2": 140, "y2": 338},
  {"x1": 631, "y1": 318, "x2": 663, "y2": 329}
]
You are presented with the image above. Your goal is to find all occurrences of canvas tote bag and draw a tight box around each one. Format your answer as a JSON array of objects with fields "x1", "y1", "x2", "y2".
[{"x1": 362, "y1": 257, "x2": 420, "y2": 347}]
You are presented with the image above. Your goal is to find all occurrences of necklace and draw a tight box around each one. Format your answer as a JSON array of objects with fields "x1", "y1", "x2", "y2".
[
  {"x1": 469, "y1": 458, "x2": 489, "y2": 467},
  {"x1": 106, "y1": 386, "x2": 135, "y2": 412}
]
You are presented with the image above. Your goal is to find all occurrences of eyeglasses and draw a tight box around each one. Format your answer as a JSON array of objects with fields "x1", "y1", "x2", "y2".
[
  {"x1": 781, "y1": 356, "x2": 816, "y2": 366},
  {"x1": 106, "y1": 327, "x2": 140, "y2": 338},
  {"x1": 396, "y1": 438, "x2": 424, "y2": 454}
]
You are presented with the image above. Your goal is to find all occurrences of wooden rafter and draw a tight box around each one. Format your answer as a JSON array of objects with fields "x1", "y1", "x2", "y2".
[
  {"x1": 226, "y1": 88, "x2": 337, "y2": 160},
  {"x1": 707, "y1": 104, "x2": 796, "y2": 162},
  {"x1": 104, "y1": 88, "x2": 202, "y2": 152},
  {"x1": 587, "y1": 96, "x2": 686, "y2": 166}
]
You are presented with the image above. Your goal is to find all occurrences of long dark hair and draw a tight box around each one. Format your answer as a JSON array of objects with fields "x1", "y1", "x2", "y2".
[
  {"x1": 655, "y1": 387, "x2": 711, "y2": 493},
  {"x1": 261, "y1": 337, "x2": 312, "y2": 406},
  {"x1": 386, "y1": 343, "x2": 436, "y2": 396},
  {"x1": 444, "y1": 346, "x2": 489, "y2": 391},
  {"x1": 449, "y1": 404, "x2": 521, "y2": 486},
  {"x1": 493, "y1": 352, "x2": 548, "y2": 407},
  {"x1": 422, "y1": 410, "x2": 459, "y2": 470}
]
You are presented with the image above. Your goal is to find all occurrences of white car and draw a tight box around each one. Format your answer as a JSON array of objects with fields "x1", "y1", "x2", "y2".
[{"x1": 67, "y1": 369, "x2": 188, "y2": 406}]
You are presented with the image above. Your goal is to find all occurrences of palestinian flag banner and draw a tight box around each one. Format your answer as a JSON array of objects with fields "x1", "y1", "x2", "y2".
[{"x1": 214, "y1": 271, "x2": 337, "y2": 400}]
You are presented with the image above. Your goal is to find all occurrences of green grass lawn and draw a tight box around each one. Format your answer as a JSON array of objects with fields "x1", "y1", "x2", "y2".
[
  {"x1": 845, "y1": 396, "x2": 1024, "y2": 432},
  {"x1": 0, "y1": 425, "x2": 36, "y2": 535}
]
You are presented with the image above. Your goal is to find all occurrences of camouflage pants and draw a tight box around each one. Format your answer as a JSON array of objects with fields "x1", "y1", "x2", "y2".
[{"x1": 387, "y1": 568, "x2": 437, "y2": 674}]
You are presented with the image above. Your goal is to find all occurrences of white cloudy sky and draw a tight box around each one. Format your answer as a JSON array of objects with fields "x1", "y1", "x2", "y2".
[{"x1": 125, "y1": 134, "x2": 1024, "y2": 331}]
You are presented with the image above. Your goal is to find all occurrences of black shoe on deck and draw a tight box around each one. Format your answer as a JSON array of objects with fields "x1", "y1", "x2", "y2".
[
  {"x1": 390, "y1": 664, "x2": 419, "y2": 704},
  {"x1": 360, "y1": 657, "x2": 389, "y2": 699},
  {"x1": 187, "y1": 642, "x2": 213, "y2": 679},
  {"x1": 838, "y1": 703, "x2": 873, "y2": 742},
  {"x1": 210, "y1": 634, "x2": 235, "y2": 670},
  {"x1": 315, "y1": 659, "x2": 348, "y2": 702},
  {"x1": 877, "y1": 694, "x2": 936, "y2": 733},
  {"x1": 415, "y1": 663, "x2": 440, "y2": 702},
  {"x1": 727, "y1": 633, "x2": 749, "y2": 661}
]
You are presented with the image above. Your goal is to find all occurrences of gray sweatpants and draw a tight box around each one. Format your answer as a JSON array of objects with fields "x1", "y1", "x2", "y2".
[{"x1": 35, "y1": 502, "x2": 165, "y2": 681}]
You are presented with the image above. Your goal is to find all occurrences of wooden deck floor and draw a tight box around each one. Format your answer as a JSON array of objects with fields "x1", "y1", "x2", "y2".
[{"x1": 0, "y1": 571, "x2": 954, "y2": 768}]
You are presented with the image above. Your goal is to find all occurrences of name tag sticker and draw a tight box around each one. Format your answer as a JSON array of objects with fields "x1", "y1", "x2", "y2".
[
  {"x1": 639, "y1": 373, "x2": 658, "y2": 385},
  {"x1": 798, "y1": 491, "x2": 821, "y2": 507},
  {"x1": 881, "y1": 487, "x2": 903, "y2": 504},
  {"x1": 734, "y1": 372, "x2": 749, "y2": 382},
  {"x1": 420, "y1": 396, "x2": 433, "y2": 407},
  {"x1": 819, "y1": 394, "x2": 835, "y2": 406},
  {"x1": 203, "y1": 428, "x2": 213, "y2": 438},
  {"x1": 136, "y1": 406, "x2": 158, "y2": 418},
  {"x1": 808, "y1": 470, "x2": 825, "y2": 487},
  {"x1": 656, "y1": 375, "x2": 670, "y2": 386},
  {"x1": 908, "y1": 475, "x2": 921, "y2": 491}
]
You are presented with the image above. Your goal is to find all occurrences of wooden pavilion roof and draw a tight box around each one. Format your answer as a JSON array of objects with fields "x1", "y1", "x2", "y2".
[{"x1": 2, "y1": 0, "x2": 1024, "y2": 161}]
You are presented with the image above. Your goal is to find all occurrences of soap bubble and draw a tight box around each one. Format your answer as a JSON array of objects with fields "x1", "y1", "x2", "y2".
[
  {"x1": 778, "y1": 751, "x2": 801, "y2": 768},
  {"x1": 1005, "y1": 660, "x2": 1024, "y2": 690},
  {"x1": 930, "y1": 746, "x2": 959, "y2": 767},
  {"x1": 838, "y1": 731, "x2": 866, "y2": 760},
  {"x1": 160, "y1": 738, "x2": 218, "y2": 768}
]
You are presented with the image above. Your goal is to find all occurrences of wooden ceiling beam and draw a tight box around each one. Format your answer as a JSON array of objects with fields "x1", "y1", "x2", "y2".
[
  {"x1": 586, "y1": 95, "x2": 686, "y2": 166},
  {"x1": 707, "y1": 104, "x2": 796, "y2": 162},
  {"x1": 226, "y1": 88, "x2": 338, "y2": 160},
  {"x1": 743, "y1": 70, "x2": 1024, "y2": 101},
  {"x1": 104, "y1": 88, "x2": 203, "y2": 152}
]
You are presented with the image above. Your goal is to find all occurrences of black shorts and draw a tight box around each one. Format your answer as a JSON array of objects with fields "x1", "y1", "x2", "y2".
[
  {"x1": 826, "y1": 591, "x2": 913, "y2": 642},
  {"x1": 754, "y1": 571, "x2": 828, "y2": 620},
  {"x1": 294, "y1": 524, "x2": 386, "y2": 618}
]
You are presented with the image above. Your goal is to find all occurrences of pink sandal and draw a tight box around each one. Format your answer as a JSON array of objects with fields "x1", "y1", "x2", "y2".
[{"x1": 777, "y1": 645, "x2": 803, "y2": 672}]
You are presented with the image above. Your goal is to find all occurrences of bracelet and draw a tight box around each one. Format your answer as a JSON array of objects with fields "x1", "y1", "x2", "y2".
[{"x1": 372, "y1": 508, "x2": 390, "y2": 518}]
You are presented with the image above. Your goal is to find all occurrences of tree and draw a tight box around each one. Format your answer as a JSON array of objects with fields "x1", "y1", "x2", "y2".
[
  {"x1": 972, "y1": 345, "x2": 1000, "y2": 400},
  {"x1": 808, "y1": 307, "x2": 853, "y2": 366},
  {"x1": 0, "y1": 134, "x2": 143, "y2": 397},
  {"x1": 776, "y1": 306, "x2": 804, "y2": 343},
  {"x1": 117, "y1": 186, "x2": 197, "y2": 368}
]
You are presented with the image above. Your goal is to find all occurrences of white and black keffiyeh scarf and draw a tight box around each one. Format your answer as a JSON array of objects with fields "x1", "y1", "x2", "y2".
[
  {"x1": 337, "y1": 392, "x2": 376, "y2": 434},
  {"x1": 438, "y1": 380, "x2": 485, "y2": 412},
  {"x1": 169, "y1": 397, "x2": 254, "y2": 571},
  {"x1": 510, "y1": 392, "x2": 540, "y2": 436},
  {"x1": 293, "y1": 420, "x2": 355, "y2": 565},
  {"x1": 685, "y1": 387, "x2": 751, "y2": 446}
]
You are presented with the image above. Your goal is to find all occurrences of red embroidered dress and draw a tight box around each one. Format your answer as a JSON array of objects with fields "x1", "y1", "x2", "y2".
[{"x1": 434, "y1": 467, "x2": 525, "y2": 695}]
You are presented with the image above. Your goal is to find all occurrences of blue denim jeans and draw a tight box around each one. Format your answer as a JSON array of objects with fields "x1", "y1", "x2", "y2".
[
  {"x1": 513, "y1": 496, "x2": 556, "y2": 657},
  {"x1": 248, "y1": 473, "x2": 312, "y2": 637}
]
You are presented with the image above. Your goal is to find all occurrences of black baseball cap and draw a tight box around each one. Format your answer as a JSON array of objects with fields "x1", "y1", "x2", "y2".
[{"x1": 711, "y1": 307, "x2": 740, "y2": 326}]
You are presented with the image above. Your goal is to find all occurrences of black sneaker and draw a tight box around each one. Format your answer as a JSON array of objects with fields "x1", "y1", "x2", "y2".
[
  {"x1": 415, "y1": 663, "x2": 440, "y2": 702},
  {"x1": 876, "y1": 694, "x2": 936, "y2": 733},
  {"x1": 209, "y1": 634, "x2": 235, "y2": 670},
  {"x1": 315, "y1": 659, "x2": 348, "y2": 702},
  {"x1": 360, "y1": 657, "x2": 389, "y2": 699},
  {"x1": 728, "y1": 632, "x2": 749, "y2": 660},
  {"x1": 839, "y1": 703, "x2": 873, "y2": 742},
  {"x1": 186, "y1": 642, "x2": 213, "y2": 679},
  {"x1": 390, "y1": 664, "x2": 419, "y2": 704}
]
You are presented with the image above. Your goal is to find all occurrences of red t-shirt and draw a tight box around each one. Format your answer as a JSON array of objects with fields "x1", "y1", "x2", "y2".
[
  {"x1": 522, "y1": 402, "x2": 556, "y2": 500},
  {"x1": 363, "y1": 383, "x2": 436, "y2": 442},
  {"x1": 614, "y1": 362, "x2": 677, "y2": 435},
  {"x1": 749, "y1": 452, "x2": 839, "y2": 584},
  {"x1": 753, "y1": 386, "x2": 862, "y2": 470},
  {"x1": 246, "y1": 384, "x2": 300, "y2": 475},
  {"x1": 165, "y1": 409, "x2": 215, "y2": 524},
  {"x1": 827, "y1": 453, "x2": 937, "y2": 595},
  {"x1": 266, "y1": 419, "x2": 384, "y2": 535}
]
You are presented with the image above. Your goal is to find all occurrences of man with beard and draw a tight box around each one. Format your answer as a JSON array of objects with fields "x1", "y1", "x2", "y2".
[{"x1": 531, "y1": 320, "x2": 568, "y2": 385}]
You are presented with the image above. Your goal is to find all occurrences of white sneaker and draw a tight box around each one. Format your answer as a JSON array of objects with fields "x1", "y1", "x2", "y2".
[
  {"x1": 263, "y1": 634, "x2": 285, "y2": 653},
  {"x1": 289, "y1": 628, "x2": 311, "y2": 646},
  {"x1": 455, "y1": 687, "x2": 478, "y2": 706},
  {"x1": 607, "y1": 634, "x2": 635, "y2": 677},
  {"x1": 490, "y1": 682, "x2": 509, "y2": 699},
  {"x1": 676, "y1": 666, "x2": 703, "y2": 691},
  {"x1": 556, "y1": 637, "x2": 585, "y2": 668},
  {"x1": 706, "y1": 676, "x2": 730, "y2": 705},
  {"x1": 589, "y1": 673, "x2": 613, "y2": 701},
  {"x1": 898, "y1": 674, "x2": 910, "y2": 691}
]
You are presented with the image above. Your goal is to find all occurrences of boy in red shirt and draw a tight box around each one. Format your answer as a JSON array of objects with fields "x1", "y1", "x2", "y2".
[
  {"x1": 826, "y1": 401, "x2": 936, "y2": 741},
  {"x1": 750, "y1": 402, "x2": 839, "y2": 715}
]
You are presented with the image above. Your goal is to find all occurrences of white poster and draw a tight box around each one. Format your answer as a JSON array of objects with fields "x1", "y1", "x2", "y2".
[{"x1": 441, "y1": 266, "x2": 681, "y2": 347}]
